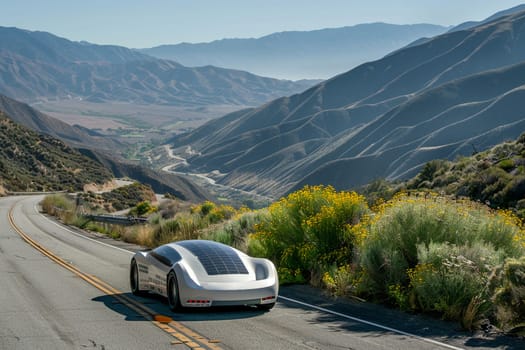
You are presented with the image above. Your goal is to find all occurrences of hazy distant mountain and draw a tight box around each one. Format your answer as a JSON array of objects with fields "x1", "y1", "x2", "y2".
[
  {"x1": 0, "y1": 27, "x2": 315, "y2": 106},
  {"x1": 168, "y1": 9, "x2": 525, "y2": 198},
  {"x1": 140, "y1": 23, "x2": 447, "y2": 80}
]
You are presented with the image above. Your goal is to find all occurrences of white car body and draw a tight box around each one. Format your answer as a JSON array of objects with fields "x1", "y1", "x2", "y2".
[{"x1": 130, "y1": 240, "x2": 278, "y2": 310}]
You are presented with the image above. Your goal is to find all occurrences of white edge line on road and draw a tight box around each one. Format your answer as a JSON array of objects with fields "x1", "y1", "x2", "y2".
[
  {"x1": 31, "y1": 199, "x2": 463, "y2": 350},
  {"x1": 278, "y1": 296, "x2": 465, "y2": 350},
  {"x1": 33, "y1": 203, "x2": 134, "y2": 256}
]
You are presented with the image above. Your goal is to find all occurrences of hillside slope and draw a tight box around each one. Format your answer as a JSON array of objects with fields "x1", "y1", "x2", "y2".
[
  {"x1": 0, "y1": 94, "x2": 121, "y2": 151},
  {"x1": 385, "y1": 132, "x2": 525, "y2": 218},
  {"x1": 87, "y1": 150, "x2": 213, "y2": 203},
  {"x1": 168, "y1": 9, "x2": 525, "y2": 198},
  {"x1": 416, "y1": 136, "x2": 525, "y2": 210},
  {"x1": 0, "y1": 27, "x2": 314, "y2": 106},
  {"x1": 0, "y1": 111, "x2": 113, "y2": 192}
]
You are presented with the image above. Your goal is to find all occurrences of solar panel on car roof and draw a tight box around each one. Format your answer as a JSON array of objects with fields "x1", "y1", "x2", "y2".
[{"x1": 177, "y1": 241, "x2": 249, "y2": 275}]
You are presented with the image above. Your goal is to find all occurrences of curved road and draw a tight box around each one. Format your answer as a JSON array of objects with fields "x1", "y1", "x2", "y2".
[{"x1": 1, "y1": 195, "x2": 519, "y2": 349}]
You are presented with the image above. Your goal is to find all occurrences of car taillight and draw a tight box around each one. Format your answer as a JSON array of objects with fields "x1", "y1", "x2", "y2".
[{"x1": 186, "y1": 299, "x2": 211, "y2": 306}]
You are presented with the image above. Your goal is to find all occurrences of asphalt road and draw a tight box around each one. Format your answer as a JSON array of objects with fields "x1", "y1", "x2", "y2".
[{"x1": 1, "y1": 195, "x2": 522, "y2": 350}]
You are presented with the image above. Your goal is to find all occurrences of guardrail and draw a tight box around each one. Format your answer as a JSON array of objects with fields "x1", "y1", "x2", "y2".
[
  {"x1": 6, "y1": 191, "x2": 68, "y2": 196},
  {"x1": 85, "y1": 214, "x2": 148, "y2": 226}
]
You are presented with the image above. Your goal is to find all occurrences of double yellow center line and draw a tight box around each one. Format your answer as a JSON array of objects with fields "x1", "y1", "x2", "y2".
[{"x1": 8, "y1": 204, "x2": 222, "y2": 350}]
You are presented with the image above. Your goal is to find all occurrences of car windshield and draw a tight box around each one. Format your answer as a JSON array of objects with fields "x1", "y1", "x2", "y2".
[{"x1": 153, "y1": 245, "x2": 182, "y2": 265}]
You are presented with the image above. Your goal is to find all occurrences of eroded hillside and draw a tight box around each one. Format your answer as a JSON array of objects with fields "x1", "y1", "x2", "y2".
[{"x1": 168, "y1": 9, "x2": 525, "y2": 197}]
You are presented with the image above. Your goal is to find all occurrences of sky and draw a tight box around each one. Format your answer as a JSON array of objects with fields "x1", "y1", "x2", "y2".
[{"x1": 1, "y1": 0, "x2": 525, "y2": 48}]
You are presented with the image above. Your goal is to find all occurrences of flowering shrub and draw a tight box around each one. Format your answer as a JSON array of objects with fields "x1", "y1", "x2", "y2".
[
  {"x1": 191, "y1": 201, "x2": 236, "y2": 224},
  {"x1": 128, "y1": 201, "x2": 157, "y2": 217},
  {"x1": 322, "y1": 265, "x2": 355, "y2": 296},
  {"x1": 251, "y1": 185, "x2": 369, "y2": 283}
]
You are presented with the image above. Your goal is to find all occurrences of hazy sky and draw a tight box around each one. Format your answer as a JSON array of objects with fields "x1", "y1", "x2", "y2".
[{"x1": 1, "y1": 1, "x2": 524, "y2": 48}]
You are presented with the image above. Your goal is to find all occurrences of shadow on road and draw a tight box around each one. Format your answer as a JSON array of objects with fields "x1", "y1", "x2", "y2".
[
  {"x1": 92, "y1": 292, "x2": 268, "y2": 322},
  {"x1": 92, "y1": 286, "x2": 524, "y2": 349},
  {"x1": 278, "y1": 285, "x2": 524, "y2": 350}
]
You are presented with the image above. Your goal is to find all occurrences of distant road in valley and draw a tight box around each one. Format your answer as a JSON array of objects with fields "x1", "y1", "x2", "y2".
[
  {"x1": 2, "y1": 195, "x2": 518, "y2": 349},
  {"x1": 161, "y1": 146, "x2": 275, "y2": 204}
]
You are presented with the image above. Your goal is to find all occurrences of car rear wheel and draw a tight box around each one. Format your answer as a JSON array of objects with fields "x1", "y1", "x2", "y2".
[
  {"x1": 130, "y1": 259, "x2": 146, "y2": 296},
  {"x1": 167, "y1": 271, "x2": 181, "y2": 311},
  {"x1": 257, "y1": 302, "x2": 275, "y2": 311}
]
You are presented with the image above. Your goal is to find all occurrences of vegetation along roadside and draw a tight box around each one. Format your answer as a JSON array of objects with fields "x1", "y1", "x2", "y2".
[{"x1": 42, "y1": 182, "x2": 525, "y2": 337}]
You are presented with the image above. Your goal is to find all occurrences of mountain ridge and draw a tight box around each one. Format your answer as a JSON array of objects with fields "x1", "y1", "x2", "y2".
[
  {"x1": 449, "y1": 3, "x2": 525, "y2": 32},
  {"x1": 0, "y1": 94, "x2": 121, "y2": 150},
  {"x1": 0, "y1": 26, "x2": 315, "y2": 107},
  {"x1": 168, "y1": 8, "x2": 525, "y2": 198},
  {"x1": 140, "y1": 23, "x2": 448, "y2": 80},
  {"x1": 0, "y1": 110, "x2": 113, "y2": 192}
]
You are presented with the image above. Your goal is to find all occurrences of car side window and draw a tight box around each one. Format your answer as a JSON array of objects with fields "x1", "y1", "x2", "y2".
[{"x1": 152, "y1": 246, "x2": 182, "y2": 266}]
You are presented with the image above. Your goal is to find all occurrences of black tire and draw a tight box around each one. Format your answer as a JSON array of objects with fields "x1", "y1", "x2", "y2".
[
  {"x1": 167, "y1": 271, "x2": 181, "y2": 311},
  {"x1": 130, "y1": 259, "x2": 146, "y2": 296},
  {"x1": 257, "y1": 302, "x2": 275, "y2": 311}
]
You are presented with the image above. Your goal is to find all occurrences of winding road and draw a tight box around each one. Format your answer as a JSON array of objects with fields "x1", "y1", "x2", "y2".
[{"x1": 1, "y1": 195, "x2": 520, "y2": 349}]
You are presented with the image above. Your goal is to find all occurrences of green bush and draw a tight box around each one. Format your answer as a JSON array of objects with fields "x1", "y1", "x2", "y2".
[
  {"x1": 498, "y1": 158, "x2": 515, "y2": 171},
  {"x1": 41, "y1": 194, "x2": 75, "y2": 216},
  {"x1": 40, "y1": 194, "x2": 76, "y2": 223},
  {"x1": 205, "y1": 210, "x2": 266, "y2": 250},
  {"x1": 151, "y1": 213, "x2": 205, "y2": 246},
  {"x1": 409, "y1": 242, "x2": 499, "y2": 326},
  {"x1": 196, "y1": 201, "x2": 215, "y2": 216},
  {"x1": 488, "y1": 257, "x2": 525, "y2": 334},
  {"x1": 129, "y1": 201, "x2": 157, "y2": 217},
  {"x1": 358, "y1": 193, "x2": 525, "y2": 326},
  {"x1": 192, "y1": 201, "x2": 236, "y2": 224},
  {"x1": 412, "y1": 160, "x2": 449, "y2": 187},
  {"x1": 152, "y1": 219, "x2": 182, "y2": 245}
]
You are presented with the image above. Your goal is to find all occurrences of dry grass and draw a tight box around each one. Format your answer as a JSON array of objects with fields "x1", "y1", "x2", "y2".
[{"x1": 121, "y1": 225, "x2": 155, "y2": 247}]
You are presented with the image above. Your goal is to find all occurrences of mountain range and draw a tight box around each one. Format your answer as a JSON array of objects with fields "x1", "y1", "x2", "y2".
[
  {"x1": 140, "y1": 23, "x2": 447, "y2": 80},
  {"x1": 0, "y1": 27, "x2": 314, "y2": 106},
  {"x1": 168, "y1": 8, "x2": 525, "y2": 198}
]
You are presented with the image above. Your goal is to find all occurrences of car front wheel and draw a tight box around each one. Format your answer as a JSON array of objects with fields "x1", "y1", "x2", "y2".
[
  {"x1": 167, "y1": 271, "x2": 181, "y2": 311},
  {"x1": 130, "y1": 259, "x2": 146, "y2": 296}
]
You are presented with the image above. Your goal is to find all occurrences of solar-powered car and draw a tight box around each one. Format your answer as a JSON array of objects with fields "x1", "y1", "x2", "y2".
[{"x1": 130, "y1": 240, "x2": 278, "y2": 311}]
